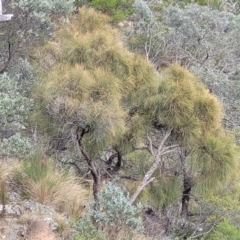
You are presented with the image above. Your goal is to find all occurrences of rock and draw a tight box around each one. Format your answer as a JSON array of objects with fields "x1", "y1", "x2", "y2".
[
  {"x1": 26, "y1": 220, "x2": 56, "y2": 240},
  {"x1": 6, "y1": 226, "x2": 26, "y2": 240},
  {"x1": 0, "y1": 204, "x2": 21, "y2": 216},
  {"x1": 22, "y1": 200, "x2": 38, "y2": 212},
  {"x1": 22, "y1": 200, "x2": 55, "y2": 216},
  {"x1": 8, "y1": 192, "x2": 21, "y2": 203},
  {"x1": 118, "y1": 22, "x2": 124, "y2": 28},
  {"x1": 43, "y1": 217, "x2": 59, "y2": 231}
]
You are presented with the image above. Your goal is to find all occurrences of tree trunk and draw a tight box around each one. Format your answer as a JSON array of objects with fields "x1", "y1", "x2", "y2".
[
  {"x1": 76, "y1": 126, "x2": 101, "y2": 202},
  {"x1": 129, "y1": 129, "x2": 173, "y2": 204},
  {"x1": 180, "y1": 150, "x2": 192, "y2": 218},
  {"x1": 181, "y1": 176, "x2": 191, "y2": 219},
  {"x1": 128, "y1": 160, "x2": 158, "y2": 205},
  {"x1": 91, "y1": 167, "x2": 101, "y2": 202}
]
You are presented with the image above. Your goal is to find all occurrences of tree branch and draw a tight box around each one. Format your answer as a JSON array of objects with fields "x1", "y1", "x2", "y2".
[{"x1": 129, "y1": 129, "x2": 173, "y2": 205}]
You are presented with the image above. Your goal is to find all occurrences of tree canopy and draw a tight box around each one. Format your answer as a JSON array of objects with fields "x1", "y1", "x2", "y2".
[
  {"x1": 0, "y1": 0, "x2": 240, "y2": 239},
  {"x1": 33, "y1": 7, "x2": 238, "y2": 215}
]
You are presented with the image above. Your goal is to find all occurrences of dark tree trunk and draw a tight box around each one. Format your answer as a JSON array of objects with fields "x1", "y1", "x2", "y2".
[
  {"x1": 91, "y1": 168, "x2": 101, "y2": 202},
  {"x1": 106, "y1": 148, "x2": 122, "y2": 173},
  {"x1": 76, "y1": 126, "x2": 101, "y2": 202},
  {"x1": 180, "y1": 150, "x2": 192, "y2": 219},
  {"x1": 181, "y1": 176, "x2": 191, "y2": 218},
  {"x1": 114, "y1": 149, "x2": 122, "y2": 171}
]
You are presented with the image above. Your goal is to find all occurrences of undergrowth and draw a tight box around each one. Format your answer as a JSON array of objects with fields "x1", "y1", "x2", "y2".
[{"x1": 14, "y1": 151, "x2": 90, "y2": 219}]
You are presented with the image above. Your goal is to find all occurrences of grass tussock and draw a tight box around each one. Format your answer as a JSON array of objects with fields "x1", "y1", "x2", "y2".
[
  {"x1": 0, "y1": 159, "x2": 21, "y2": 206},
  {"x1": 14, "y1": 151, "x2": 90, "y2": 219}
]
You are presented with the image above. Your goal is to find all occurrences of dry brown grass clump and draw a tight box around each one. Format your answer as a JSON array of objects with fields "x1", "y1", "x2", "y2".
[
  {"x1": 14, "y1": 151, "x2": 90, "y2": 219},
  {"x1": 26, "y1": 220, "x2": 56, "y2": 240},
  {"x1": 0, "y1": 159, "x2": 21, "y2": 207}
]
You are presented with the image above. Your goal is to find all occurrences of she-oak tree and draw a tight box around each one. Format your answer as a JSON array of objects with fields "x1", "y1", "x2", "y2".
[{"x1": 33, "y1": 7, "x2": 238, "y2": 214}]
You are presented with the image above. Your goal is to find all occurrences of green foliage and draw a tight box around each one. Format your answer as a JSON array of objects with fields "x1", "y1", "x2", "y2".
[
  {"x1": 130, "y1": 64, "x2": 238, "y2": 211},
  {"x1": 12, "y1": 0, "x2": 75, "y2": 14},
  {"x1": 21, "y1": 151, "x2": 52, "y2": 182},
  {"x1": 168, "y1": 0, "x2": 222, "y2": 6},
  {"x1": 0, "y1": 71, "x2": 33, "y2": 158},
  {"x1": 7, "y1": 58, "x2": 35, "y2": 95},
  {"x1": 148, "y1": 176, "x2": 181, "y2": 210},
  {"x1": 129, "y1": 2, "x2": 240, "y2": 129},
  {"x1": 74, "y1": 0, "x2": 91, "y2": 7},
  {"x1": 128, "y1": 152, "x2": 181, "y2": 210},
  {"x1": 151, "y1": 0, "x2": 228, "y2": 9},
  {"x1": 34, "y1": 7, "x2": 156, "y2": 156},
  {"x1": 75, "y1": 182, "x2": 142, "y2": 239},
  {"x1": 91, "y1": 0, "x2": 134, "y2": 21},
  {"x1": 1, "y1": 133, "x2": 33, "y2": 158},
  {"x1": 202, "y1": 219, "x2": 240, "y2": 240},
  {"x1": 0, "y1": 72, "x2": 32, "y2": 123},
  {"x1": 190, "y1": 130, "x2": 238, "y2": 193},
  {"x1": 141, "y1": 65, "x2": 222, "y2": 146},
  {"x1": 0, "y1": 180, "x2": 7, "y2": 207},
  {"x1": 93, "y1": 182, "x2": 142, "y2": 229},
  {"x1": 74, "y1": 217, "x2": 107, "y2": 240},
  {"x1": 33, "y1": 5, "x2": 239, "y2": 230},
  {"x1": 0, "y1": 0, "x2": 75, "y2": 73},
  {"x1": 133, "y1": 0, "x2": 153, "y2": 20}
]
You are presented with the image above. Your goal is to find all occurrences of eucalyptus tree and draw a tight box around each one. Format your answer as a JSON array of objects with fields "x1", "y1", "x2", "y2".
[
  {"x1": 162, "y1": 4, "x2": 240, "y2": 130},
  {"x1": 0, "y1": 1, "x2": 74, "y2": 158},
  {"x1": 0, "y1": 0, "x2": 75, "y2": 73}
]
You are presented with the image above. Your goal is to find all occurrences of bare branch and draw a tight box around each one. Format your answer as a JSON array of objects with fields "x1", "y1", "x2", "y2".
[{"x1": 129, "y1": 129, "x2": 173, "y2": 204}]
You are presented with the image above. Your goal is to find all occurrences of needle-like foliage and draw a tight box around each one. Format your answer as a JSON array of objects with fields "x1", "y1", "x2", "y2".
[
  {"x1": 141, "y1": 65, "x2": 222, "y2": 147},
  {"x1": 33, "y1": 7, "x2": 238, "y2": 209},
  {"x1": 34, "y1": 7, "x2": 156, "y2": 156}
]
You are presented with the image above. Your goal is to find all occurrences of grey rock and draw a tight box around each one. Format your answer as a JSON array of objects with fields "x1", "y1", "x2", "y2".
[
  {"x1": 22, "y1": 200, "x2": 55, "y2": 216},
  {"x1": 8, "y1": 192, "x2": 21, "y2": 202},
  {"x1": 0, "y1": 204, "x2": 21, "y2": 216},
  {"x1": 43, "y1": 217, "x2": 59, "y2": 231}
]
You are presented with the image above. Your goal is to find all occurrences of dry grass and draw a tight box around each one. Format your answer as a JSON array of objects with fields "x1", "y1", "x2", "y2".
[
  {"x1": 0, "y1": 159, "x2": 21, "y2": 206},
  {"x1": 17, "y1": 212, "x2": 72, "y2": 238},
  {"x1": 14, "y1": 152, "x2": 90, "y2": 219},
  {"x1": 112, "y1": 229, "x2": 152, "y2": 240}
]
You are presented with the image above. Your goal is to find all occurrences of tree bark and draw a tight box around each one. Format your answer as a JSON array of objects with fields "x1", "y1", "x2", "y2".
[
  {"x1": 180, "y1": 150, "x2": 192, "y2": 219},
  {"x1": 129, "y1": 129, "x2": 173, "y2": 205},
  {"x1": 181, "y1": 176, "x2": 191, "y2": 219},
  {"x1": 106, "y1": 148, "x2": 122, "y2": 172},
  {"x1": 76, "y1": 126, "x2": 101, "y2": 202}
]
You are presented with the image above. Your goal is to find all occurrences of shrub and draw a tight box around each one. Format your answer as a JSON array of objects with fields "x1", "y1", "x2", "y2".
[
  {"x1": 0, "y1": 72, "x2": 33, "y2": 158},
  {"x1": 75, "y1": 182, "x2": 142, "y2": 239},
  {"x1": 133, "y1": 0, "x2": 153, "y2": 20},
  {"x1": 74, "y1": 217, "x2": 107, "y2": 240},
  {"x1": 91, "y1": 0, "x2": 134, "y2": 21},
  {"x1": 74, "y1": 0, "x2": 91, "y2": 8},
  {"x1": 202, "y1": 219, "x2": 240, "y2": 240}
]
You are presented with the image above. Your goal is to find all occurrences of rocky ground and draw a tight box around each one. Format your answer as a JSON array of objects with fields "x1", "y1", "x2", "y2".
[
  {"x1": 0, "y1": 178, "x2": 77, "y2": 240},
  {"x1": 0, "y1": 197, "x2": 74, "y2": 240}
]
